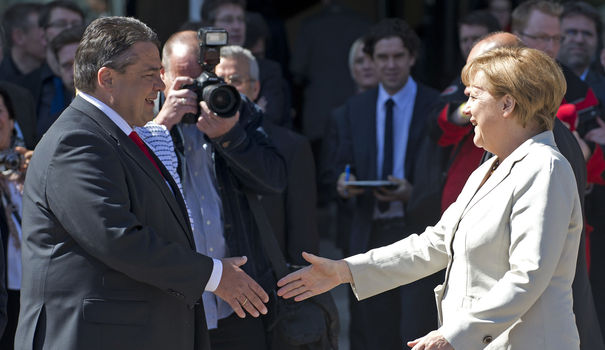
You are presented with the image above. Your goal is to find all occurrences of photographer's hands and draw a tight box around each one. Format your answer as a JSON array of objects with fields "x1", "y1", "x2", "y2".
[
  {"x1": 154, "y1": 76, "x2": 199, "y2": 130},
  {"x1": 154, "y1": 76, "x2": 239, "y2": 138},
  {"x1": 14, "y1": 146, "x2": 33, "y2": 174},
  {"x1": 196, "y1": 101, "x2": 239, "y2": 139}
]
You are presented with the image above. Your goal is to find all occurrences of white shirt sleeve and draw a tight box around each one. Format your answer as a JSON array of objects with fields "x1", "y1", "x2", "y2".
[{"x1": 204, "y1": 258, "x2": 222, "y2": 292}]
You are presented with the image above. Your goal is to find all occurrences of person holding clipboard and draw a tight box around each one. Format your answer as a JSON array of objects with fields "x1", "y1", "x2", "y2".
[{"x1": 330, "y1": 18, "x2": 442, "y2": 350}]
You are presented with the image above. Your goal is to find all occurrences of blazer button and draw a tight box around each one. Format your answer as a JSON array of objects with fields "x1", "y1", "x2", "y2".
[{"x1": 482, "y1": 335, "x2": 493, "y2": 344}]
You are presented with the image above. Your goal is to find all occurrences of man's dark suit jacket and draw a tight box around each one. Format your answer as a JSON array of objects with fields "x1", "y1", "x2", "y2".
[
  {"x1": 334, "y1": 84, "x2": 440, "y2": 255},
  {"x1": 15, "y1": 96, "x2": 214, "y2": 350},
  {"x1": 261, "y1": 121, "x2": 319, "y2": 265},
  {"x1": 258, "y1": 58, "x2": 290, "y2": 128},
  {"x1": 585, "y1": 68, "x2": 605, "y2": 104},
  {"x1": 551, "y1": 118, "x2": 605, "y2": 350}
]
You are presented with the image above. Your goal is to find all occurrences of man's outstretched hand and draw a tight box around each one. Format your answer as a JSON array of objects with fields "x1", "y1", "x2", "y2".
[{"x1": 213, "y1": 256, "x2": 269, "y2": 318}]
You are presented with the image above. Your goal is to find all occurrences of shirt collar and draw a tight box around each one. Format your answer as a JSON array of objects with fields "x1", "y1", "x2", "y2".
[
  {"x1": 377, "y1": 76, "x2": 417, "y2": 108},
  {"x1": 78, "y1": 91, "x2": 133, "y2": 135}
]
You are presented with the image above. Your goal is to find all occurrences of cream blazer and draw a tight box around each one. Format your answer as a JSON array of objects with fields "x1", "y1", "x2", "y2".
[{"x1": 345, "y1": 131, "x2": 582, "y2": 350}]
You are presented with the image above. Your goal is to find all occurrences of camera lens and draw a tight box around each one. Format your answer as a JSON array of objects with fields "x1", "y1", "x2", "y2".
[
  {"x1": 203, "y1": 84, "x2": 241, "y2": 117},
  {"x1": 5, "y1": 154, "x2": 20, "y2": 170},
  {"x1": 212, "y1": 89, "x2": 230, "y2": 110}
]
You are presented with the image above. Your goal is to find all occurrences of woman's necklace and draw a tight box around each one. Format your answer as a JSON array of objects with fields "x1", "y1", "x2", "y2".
[
  {"x1": 490, "y1": 159, "x2": 500, "y2": 174},
  {"x1": 479, "y1": 158, "x2": 500, "y2": 189}
]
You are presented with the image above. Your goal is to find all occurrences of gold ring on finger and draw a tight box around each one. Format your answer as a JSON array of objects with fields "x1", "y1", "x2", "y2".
[{"x1": 241, "y1": 298, "x2": 248, "y2": 306}]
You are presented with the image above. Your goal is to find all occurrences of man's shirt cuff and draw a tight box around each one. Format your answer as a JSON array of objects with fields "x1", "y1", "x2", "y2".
[{"x1": 204, "y1": 258, "x2": 222, "y2": 292}]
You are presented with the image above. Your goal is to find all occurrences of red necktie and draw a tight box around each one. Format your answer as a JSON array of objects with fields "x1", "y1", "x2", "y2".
[{"x1": 128, "y1": 131, "x2": 163, "y2": 177}]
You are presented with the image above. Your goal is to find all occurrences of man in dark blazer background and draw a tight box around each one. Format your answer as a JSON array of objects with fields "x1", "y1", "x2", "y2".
[
  {"x1": 214, "y1": 45, "x2": 319, "y2": 268},
  {"x1": 329, "y1": 18, "x2": 441, "y2": 350},
  {"x1": 15, "y1": 16, "x2": 268, "y2": 350}
]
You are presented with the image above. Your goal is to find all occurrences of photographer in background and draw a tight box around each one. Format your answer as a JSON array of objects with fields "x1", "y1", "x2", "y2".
[
  {"x1": 0, "y1": 86, "x2": 33, "y2": 349},
  {"x1": 215, "y1": 46, "x2": 324, "y2": 348},
  {"x1": 149, "y1": 30, "x2": 286, "y2": 350}
]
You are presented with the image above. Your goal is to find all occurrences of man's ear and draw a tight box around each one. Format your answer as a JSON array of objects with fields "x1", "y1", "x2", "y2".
[
  {"x1": 97, "y1": 67, "x2": 113, "y2": 90},
  {"x1": 12, "y1": 28, "x2": 25, "y2": 46},
  {"x1": 502, "y1": 94, "x2": 516, "y2": 117},
  {"x1": 251, "y1": 80, "x2": 261, "y2": 101},
  {"x1": 160, "y1": 67, "x2": 166, "y2": 83}
]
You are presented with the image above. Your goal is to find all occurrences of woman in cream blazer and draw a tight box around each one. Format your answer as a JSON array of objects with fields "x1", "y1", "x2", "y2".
[{"x1": 277, "y1": 47, "x2": 582, "y2": 350}]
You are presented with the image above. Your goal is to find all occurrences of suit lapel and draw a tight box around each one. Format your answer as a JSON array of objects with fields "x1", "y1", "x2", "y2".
[
  {"x1": 70, "y1": 96, "x2": 195, "y2": 248},
  {"x1": 406, "y1": 84, "x2": 425, "y2": 176},
  {"x1": 149, "y1": 149, "x2": 194, "y2": 238},
  {"x1": 460, "y1": 156, "x2": 514, "y2": 218},
  {"x1": 459, "y1": 134, "x2": 550, "y2": 218}
]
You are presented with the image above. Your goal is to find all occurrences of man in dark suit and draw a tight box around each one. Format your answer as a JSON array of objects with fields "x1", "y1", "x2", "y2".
[
  {"x1": 215, "y1": 45, "x2": 320, "y2": 267},
  {"x1": 215, "y1": 45, "x2": 322, "y2": 349},
  {"x1": 15, "y1": 17, "x2": 269, "y2": 350},
  {"x1": 330, "y1": 18, "x2": 441, "y2": 350}
]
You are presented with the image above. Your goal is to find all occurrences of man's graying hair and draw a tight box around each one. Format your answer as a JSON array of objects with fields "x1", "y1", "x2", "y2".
[
  {"x1": 220, "y1": 45, "x2": 259, "y2": 81},
  {"x1": 74, "y1": 16, "x2": 160, "y2": 93}
]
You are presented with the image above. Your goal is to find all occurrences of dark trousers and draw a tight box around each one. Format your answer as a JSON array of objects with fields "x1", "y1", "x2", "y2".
[
  {"x1": 0, "y1": 289, "x2": 19, "y2": 350},
  {"x1": 349, "y1": 218, "x2": 443, "y2": 350},
  {"x1": 209, "y1": 312, "x2": 268, "y2": 350}
]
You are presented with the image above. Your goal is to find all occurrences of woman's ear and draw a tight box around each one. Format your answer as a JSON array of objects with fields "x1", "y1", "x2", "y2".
[{"x1": 502, "y1": 94, "x2": 516, "y2": 118}]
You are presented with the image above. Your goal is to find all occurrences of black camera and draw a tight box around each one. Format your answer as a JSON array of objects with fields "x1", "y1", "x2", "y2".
[
  {"x1": 576, "y1": 105, "x2": 601, "y2": 138},
  {"x1": 0, "y1": 149, "x2": 23, "y2": 174},
  {"x1": 181, "y1": 28, "x2": 241, "y2": 123}
]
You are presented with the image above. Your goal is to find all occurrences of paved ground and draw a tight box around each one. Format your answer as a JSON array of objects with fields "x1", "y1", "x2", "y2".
[
  {"x1": 317, "y1": 203, "x2": 351, "y2": 350},
  {"x1": 320, "y1": 239, "x2": 350, "y2": 350}
]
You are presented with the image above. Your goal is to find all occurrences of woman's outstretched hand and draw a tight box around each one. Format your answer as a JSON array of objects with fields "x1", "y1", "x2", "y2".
[{"x1": 277, "y1": 252, "x2": 353, "y2": 301}]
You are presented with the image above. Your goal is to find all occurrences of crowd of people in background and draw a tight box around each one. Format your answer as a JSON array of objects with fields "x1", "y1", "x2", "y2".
[{"x1": 0, "y1": 0, "x2": 604, "y2": 349}]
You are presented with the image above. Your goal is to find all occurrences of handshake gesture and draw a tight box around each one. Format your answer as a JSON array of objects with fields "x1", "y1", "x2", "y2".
[{"x1": 276, "y1": 252, "x2": 453, "y2": 350}]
